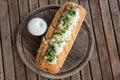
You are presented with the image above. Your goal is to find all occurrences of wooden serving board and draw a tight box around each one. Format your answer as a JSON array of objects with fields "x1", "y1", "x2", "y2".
[{"x1": 16, "y1": 5, "x2": 94, "y2": 79}]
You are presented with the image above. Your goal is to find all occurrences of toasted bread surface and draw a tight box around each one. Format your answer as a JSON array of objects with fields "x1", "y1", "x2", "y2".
[{"x1": 36, "y1": 2, "x2": 86, "y2": 74}]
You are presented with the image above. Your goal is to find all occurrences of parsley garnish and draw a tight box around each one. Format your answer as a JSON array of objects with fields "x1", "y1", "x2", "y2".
[
  {"x1": 67, "y1": 6, "x2": 76, "y2": 16},
  {"x1": 46, "y1": 45, "x2": 56, "y2": 62},
  {"x1": 64, "y1": 24, "x2": 69, "y2": 30},
  {"x1": 46, "y1": 56, "x2": 56, "y2": 62}
]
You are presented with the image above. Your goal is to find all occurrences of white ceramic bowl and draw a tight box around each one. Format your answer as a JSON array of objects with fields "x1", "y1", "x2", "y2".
[{"x1": 27, "y1": 18, "x2": 47, "y2": 36}]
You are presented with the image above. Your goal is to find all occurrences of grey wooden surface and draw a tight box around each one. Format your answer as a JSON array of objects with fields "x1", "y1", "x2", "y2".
[{"x1": 0, "y1": 0, "x2": 120, "y2": 80}]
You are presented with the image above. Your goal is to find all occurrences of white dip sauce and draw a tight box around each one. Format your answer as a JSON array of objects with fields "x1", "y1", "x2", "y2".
[
  {"x1": 27, "y1": 18, "x2": 47, "y2": 36},
  {"x1": 45, "y1": 7, "x2": 80, "y2": 64}
]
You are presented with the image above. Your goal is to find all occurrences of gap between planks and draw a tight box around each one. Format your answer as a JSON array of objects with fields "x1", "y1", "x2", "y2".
[
  {"x1": 88, "y1": 0, "x2": 114, "y2": 80},
  {"x1": 98, "y1": 0, "x2": 120, "y2": 80},
  {"x1": 80, "y1": 0, "x2": 103, "y2": 80}
]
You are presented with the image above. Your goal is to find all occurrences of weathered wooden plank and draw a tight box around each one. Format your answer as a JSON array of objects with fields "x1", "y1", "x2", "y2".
[
  {"x1": 18, "y1": 0, "x2": 29, "y2": 20},
  {"x1": 61, "y1": 77, "x2": 70, "y2": 80},
  {"x1": 79, "y1": 0, "x2": 102, "y2": 80},
  {"x1": 89, "y1": 0, "x2": 113, "y2": 80},
  {"x1": 99, "y1": 0, "x2": 120, "y2": 80},
  {"x1": 81, "y1": 64, "x2": 92, "y2": 80},
  {"x1": 59, "y1": 0, "x2": 68, "y2": 5},
  {"x1": 7, "y1": 0, "x2": 27, "y2": 80},
  {"x1": 39, "y1": 0, "x2": 48, "y2": 7},
  {"x1": 26, "y1": 67, "x2": 37, "y2": 80},
  {"x1": 118, "y1": 0, "x2": 120, "y2": 10},
  {"x1": 0, "y1": 1, "x2": 15, "y2": 80},
  {"x1": 38, "y1": 76, "x2": 48, "y2": 80},
  {"x1": 18, "y1": 0, "x2": 39, "y2": 80},
  {"x1": 70, "y1": 0, "x2": 78, "y2": 3},
  {"x1": 49, "y1": 0, "x2": 59, "y2": 5},
  {"x1": 79, "y1": 1, "x2": 92, "y2": 80},
  {"x1": 0, "y1": 38, "x2": 4, "y2": 80},
  {"x1": 89, "y1": 46, "x2": 103, "y2": 80},
  {"x1": 26, "y1": 68, "x2": 37, "y2": 80},
  {"x1": 49, "y1": 78, "x2": 60, "y2": 80},
  {"x1": 71, "y1": 73, "x2": 81, "y2": 80},
  {"x1": 108, "y1": 0, "x2": 120, "y2": 58},
  {"x1": 28, "y1": 0, "x2": 38, "y2": 11}
]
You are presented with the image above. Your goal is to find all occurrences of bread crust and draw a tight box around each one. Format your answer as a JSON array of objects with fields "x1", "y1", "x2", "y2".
[{"x1": 36, "y1": 2, "x2": 86, "y2": 74}]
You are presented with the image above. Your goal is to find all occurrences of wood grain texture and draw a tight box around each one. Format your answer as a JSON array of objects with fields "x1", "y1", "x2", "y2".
[
  {"x1": 118, "y1": 0, "x2": 120, "y2": 9},
  {"x1": 16, "y1": 3, "x2": 94, "y2": 79},
  {"x1": 70, "y1": 0, "x2": 78, "y2": 3},
  {"x1": 49, "y1": 78, "x2": 60, "y2": 80},
  {"x1": 59, "y1": 0, "x2": 68, "y2": 5},
  {"x1": 0, "y1": 0, "x2": 15, "y2": 80},
  {"x1": 78, "y1": 1, "x2": 93, "y2": 80},
  {"x1": 7, "y1": 0, "x2": 27, "y2": 80},
  {"x1": 108, "y1": 0, "x2": 120, "y2": 59},
  {"x1": 26, "y1": 68, "x2": 37, "y2": 80},
  {"x1": 39, "y1": 0, "x2": 48, "y2": 7},
  {"x1": 61, "y1": 77, "x2": 70, "y2": 80},
  {"x1": 49, "y1": 0, "x2": 59, "y2": 5},
  {"x1": 89, "y1": 0, "x2": 113, "y2": 80},
  {"x1": 0, "y1": 0, "x2": 120, "y2": 80},
  {"x1": 0, "y1": 39, "x2": 4, "y2": 80},
  {"x1": 71, "y1": 73, "x2": 81, "y2": 80},
  {"x1": 18, "y1": 0, "x2": 29, "y2": 20},
  {"x1": 18, "y1": 0, "x2": 32, "y2": 80},
  {"x1": 28, "y1": 0, "x2": 38, "y2": 11},
  {"x1": 0, "y1": 7, "x2": 3, "y2": 80},
  {"x1": 79, "y1": 0, "x2": 102, "y2": 80},
  {"x1": 81, "y1": 64, "x2": 92, "y2": 80},
  {"x1": 99, "y1": 0, "x2": 120, "y2": 80},
  {"x1": 38, "y1": 76, "x2": 49, "y2": 80}
]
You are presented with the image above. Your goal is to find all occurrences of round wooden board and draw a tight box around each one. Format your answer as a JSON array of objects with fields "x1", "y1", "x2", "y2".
[{"x1": 16, "y1": 5, "x2": 94, "y2": 79}]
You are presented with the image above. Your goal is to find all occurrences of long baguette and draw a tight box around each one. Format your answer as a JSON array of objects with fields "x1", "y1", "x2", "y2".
[{"x1": 36, "y1": 2, "x2": 86, "y2": 74}]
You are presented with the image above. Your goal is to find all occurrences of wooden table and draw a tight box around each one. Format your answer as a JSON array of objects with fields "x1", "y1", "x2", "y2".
[{"x1": 0, "y1": 0, "x2": 120, "y2": 80}]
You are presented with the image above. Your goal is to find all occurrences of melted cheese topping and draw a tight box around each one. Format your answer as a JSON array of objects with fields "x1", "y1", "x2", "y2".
[{"x1": 45, "y1": 7, "x2": 80, "y2": 64}]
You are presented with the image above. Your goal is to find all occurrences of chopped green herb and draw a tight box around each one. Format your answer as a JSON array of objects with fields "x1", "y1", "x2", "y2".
[
  {"x1": 55, "y1": 31, "x2": 62, "y2": 35},
  {"x1": 55, "y1": 29, "x2": 66, "y2": 35},
  {"x1": 47, "y1": 45, "x2": 56, "y2": 56},
  {"x1": 57, "y1": 40, "x2": 63, "y2": 45},
  {"x1": 67, "y1": 6, "x2": 76, "y2": 16},
  {"x1": 46, "y1": 56, "x2": 56, "y2": 62},
  {"x1": 69, "y1": 6, "x2": 75, "y2": 11},
  {"x1": 60, "y1": 15, "x2": 70, "y2": 25},
  {"x1": 46, "y1": 45, "x2": 56, "y2": 62},
  {"x1": 48, "y1": 50, "x2": 56, "y2": 56},
  {"x1": 65, "y1": 39, "x2": 68, "y2": 42},
  {"x1": 71, "y1": 11, "x2": 76, "y2": 16},
  {"x1": 61, "y1": 29, "x2": 66, "y2": 33},
  {"x1": 64, "y1": 24, "x2": 69, "y2": 30},
  {"x1": 68, "y1": 10, "x2": 76, "y2": 16}
]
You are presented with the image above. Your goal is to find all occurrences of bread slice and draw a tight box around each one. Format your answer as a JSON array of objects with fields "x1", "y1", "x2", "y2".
[{"x1": 36, "y1": 2, "x2": 86, "y2": 74}]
